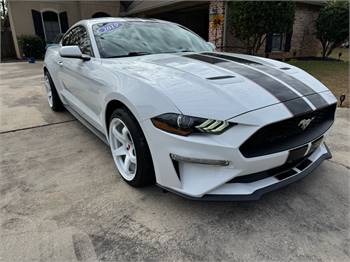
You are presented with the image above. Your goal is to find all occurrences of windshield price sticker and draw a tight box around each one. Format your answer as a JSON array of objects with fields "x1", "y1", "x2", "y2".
[{"x1": 98, "y1": 23, "x2": 121, "y2": 33}]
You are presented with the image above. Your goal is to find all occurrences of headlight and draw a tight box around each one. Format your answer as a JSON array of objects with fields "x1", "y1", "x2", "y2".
[{"x1": 151, "y1": 113, "x2": 235, "y2": 136}]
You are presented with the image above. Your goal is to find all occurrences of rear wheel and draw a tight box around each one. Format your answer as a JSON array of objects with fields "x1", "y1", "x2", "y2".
[
  {"x1": 44, "y1": 71, "x2": 64, "y2": 111},
  {"x1": 109, "y1": 108, "x2": 155, "y2": 187}
]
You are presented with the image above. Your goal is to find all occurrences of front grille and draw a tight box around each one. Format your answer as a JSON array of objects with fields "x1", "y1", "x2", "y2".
[{"x1": 240, "y1": 103, "x2": 336, "y2": 158}]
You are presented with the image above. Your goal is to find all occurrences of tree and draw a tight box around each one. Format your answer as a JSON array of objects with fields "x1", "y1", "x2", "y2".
[
  {"x1": 1, "y1": 0, "x2": 9, "y2": 29},
  {"x1": 316, "y1": 1, "x2": 349, "y2": 59},
  {"x1": 228, "y1": 1, "x2": 295, "y2": 55}
]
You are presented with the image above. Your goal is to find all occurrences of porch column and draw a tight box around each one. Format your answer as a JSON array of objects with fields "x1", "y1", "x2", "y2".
[{"x1": 208, "y1": 1, "x2": 225, "y2": 51}]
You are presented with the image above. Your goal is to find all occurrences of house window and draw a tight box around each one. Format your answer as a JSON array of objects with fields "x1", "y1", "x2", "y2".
[
  {"x1": 31, "y1": 9, "x2": 69, "y2": 43},
  {"x1": 271, "y1": 33, "x2": 286, "y2": 52},
  {"x1": 42, "y1": 11, "x2": 61, "y2": 43}
]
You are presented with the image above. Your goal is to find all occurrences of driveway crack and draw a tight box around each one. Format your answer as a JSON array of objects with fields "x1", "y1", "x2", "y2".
[
  {"x1": 328, "y1": 159, "x2": 350, "y2": 170},
  {"x1": 0, "y1": 119, "x2": 76, "y2": 134}
]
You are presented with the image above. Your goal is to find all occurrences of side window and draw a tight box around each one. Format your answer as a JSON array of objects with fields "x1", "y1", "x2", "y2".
[
  {"x1": 62, "y1": 30, "x2": 72, "y2": 46},
  {"x1": 76, "y1": 26, "x2": 93, "y2": 56},
  {"x1": 61, "y1": 26, "x2": 93, "y2": 56}
]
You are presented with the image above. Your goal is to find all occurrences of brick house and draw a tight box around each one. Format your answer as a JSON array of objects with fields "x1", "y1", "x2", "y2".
[
  {"x1": 123, "y1": 1, "x2": 326, "y2": 59},
  {"x1": 8, "y1": 0, "x2": 325, "y2": 59}
]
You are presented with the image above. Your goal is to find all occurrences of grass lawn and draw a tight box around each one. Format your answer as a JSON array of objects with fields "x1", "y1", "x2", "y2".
[
  {"x1": 329, "y1": 47, "x2": 349, "y2": 61},
  {"x1": 288, "y1": 58, "x2": 349, "y2": 107}
]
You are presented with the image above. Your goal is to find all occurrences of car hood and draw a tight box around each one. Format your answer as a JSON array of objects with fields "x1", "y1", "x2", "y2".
[{"x1": 103, "y1": 52, "x2": 330, "y2": 120}]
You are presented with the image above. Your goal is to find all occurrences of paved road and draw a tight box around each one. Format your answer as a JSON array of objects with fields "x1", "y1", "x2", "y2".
[{"x1": 0, "y1": 62, "x2": 349, "y2": 261}]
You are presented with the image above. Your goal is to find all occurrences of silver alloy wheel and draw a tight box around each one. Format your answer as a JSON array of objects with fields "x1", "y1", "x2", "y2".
[
  {"x1": 44, "y1": 73, "x2": 53, "y2": 107},
  {"x1": 109, "y1": 118, "x2": 137, "y2": 181}
]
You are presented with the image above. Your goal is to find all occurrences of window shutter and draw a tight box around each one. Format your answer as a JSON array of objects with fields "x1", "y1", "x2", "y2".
[
  {"x1": 284, "y1": 32, "x2": 293, "y2": 52},
  {"x1": 31, "y1": 9, "x2": 45, "y2": 39},
  {"x1": 59, "y1": 12, "x2": 69, "y2": 33},
  {"x1": 265, "y1": 33, "x2": 273, "y2": 53}
]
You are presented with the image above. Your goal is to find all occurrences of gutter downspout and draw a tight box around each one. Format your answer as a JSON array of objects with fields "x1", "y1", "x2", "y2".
[{"x1": 7, "y1": 1, "x2": 21, "y2": 59}]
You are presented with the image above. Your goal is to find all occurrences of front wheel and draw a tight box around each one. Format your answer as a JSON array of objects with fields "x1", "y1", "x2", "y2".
[
  {"x1": 44, "y1": 71, "x2": 64, "y2": 111},
  {"x1": 109, "y1": 108, "x2": 155, "y2": 187}
]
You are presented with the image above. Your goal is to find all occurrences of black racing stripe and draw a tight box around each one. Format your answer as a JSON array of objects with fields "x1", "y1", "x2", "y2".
[
  {"x1": 283, "y1": 98, "x2": 314, "y2": 115},
  {"x1": 204, "y1": 52, "x2": 329, "y2": 108},
  {"x1": 185, "y1": 54, "x2": 223, "y2": 64},
  {"x1": 202, "y1": 52, "x2": 262, "y2": 65},
  {"x1": 306, "y1": 93, "x2": 329, "y2": 109},
  {"x1": 183, "y1": 54, "x2": 313, "y2": 115}
]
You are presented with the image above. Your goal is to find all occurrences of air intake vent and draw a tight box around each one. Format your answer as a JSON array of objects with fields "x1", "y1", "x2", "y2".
[{"x1": 207, "y1": 75, "x2": 235, "y2": 80}]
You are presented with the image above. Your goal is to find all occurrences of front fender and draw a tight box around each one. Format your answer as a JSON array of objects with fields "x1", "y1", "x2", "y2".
[{"x1": 102, "y1": 79, "x2": 181, "y2": 137}]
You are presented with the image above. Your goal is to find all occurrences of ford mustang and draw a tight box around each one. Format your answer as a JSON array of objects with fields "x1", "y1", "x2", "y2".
[{"x1": 43, "y1": 18, "x2": 337, "y2": 200}]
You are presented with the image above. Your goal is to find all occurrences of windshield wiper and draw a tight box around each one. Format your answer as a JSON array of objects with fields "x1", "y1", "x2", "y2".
[
  {"x1": 159, "y1": 49, "x2": 195, "y2": 54},
  {"x1": 106, "y1": 52, "x2": 151, "y2": 58}
]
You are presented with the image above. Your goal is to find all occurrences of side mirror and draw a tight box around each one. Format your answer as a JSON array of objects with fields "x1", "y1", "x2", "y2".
[
  {"x1": 207, "y1": 42, "x2": 216, "y2": 51},
  {"x1": 59, "y1": 46, "x2": 90, "y2": 61}
]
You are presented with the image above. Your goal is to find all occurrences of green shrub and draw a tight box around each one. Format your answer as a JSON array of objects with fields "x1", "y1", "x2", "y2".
[
  {"x1": 228, "y1": 1, "x2": 295, "y2": 55},
  {"x1": 18, "y1": 35, "x2": 45, "y2": 59}
]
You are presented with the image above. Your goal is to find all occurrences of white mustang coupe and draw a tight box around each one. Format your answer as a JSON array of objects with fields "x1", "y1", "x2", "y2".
[{"x1": 44, "y1": 18, "x2": 337, "y2": 200}]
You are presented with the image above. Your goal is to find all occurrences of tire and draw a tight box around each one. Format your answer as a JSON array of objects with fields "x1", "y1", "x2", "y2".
[
  {"x1": 109, "y1": 108, "x2": 155, "y2": 187},
  {"x1": 44, "y1": 71, "x2": 64, "y2": 111}
]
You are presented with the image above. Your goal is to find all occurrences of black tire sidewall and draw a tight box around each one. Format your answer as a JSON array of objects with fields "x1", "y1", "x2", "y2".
[
  {"x1": 45, "y1": 71, "x2": 63, "y2": 111},
  {"x1": 109, "y1": 108, "x2": 155, "y2": 187}
]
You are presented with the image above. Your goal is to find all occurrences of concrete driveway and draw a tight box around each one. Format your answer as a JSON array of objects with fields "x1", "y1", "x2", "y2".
[{"x1": 0, "y1": 62, "x2": 349, "y2": 262}]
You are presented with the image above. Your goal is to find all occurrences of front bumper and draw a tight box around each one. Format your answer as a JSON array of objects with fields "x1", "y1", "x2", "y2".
[
  {"x1": 141, "y1": 100, "x2": 336, "y2": 200},
  {"x1": 159, "y1": 143, "x2": 331, "y2": 201}
]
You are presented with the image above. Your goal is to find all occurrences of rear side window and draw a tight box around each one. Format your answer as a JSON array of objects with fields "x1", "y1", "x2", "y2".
[{"x1": 62, "y1": 26, "x2": 93, "y2": 56}]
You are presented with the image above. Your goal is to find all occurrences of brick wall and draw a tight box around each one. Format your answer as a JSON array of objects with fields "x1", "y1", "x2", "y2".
[
  {"x1": 291, "y1": 3, "x2": 322, "y2": 57},
  {"x1": 208, "y1": 1, "x2": 225, "y2": 51}
]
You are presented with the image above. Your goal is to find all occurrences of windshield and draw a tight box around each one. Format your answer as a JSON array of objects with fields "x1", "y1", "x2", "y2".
[{"x1": 92, "y1": 21, "x2": 212, "y2": 58}]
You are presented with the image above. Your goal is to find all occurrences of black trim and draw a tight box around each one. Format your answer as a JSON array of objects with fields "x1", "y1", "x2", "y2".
[
  {"x1": 171, "y1": 159, "x2": 181, "y2": 181},
  {"x1": 287, "y1": 145, "x2": 309, "y2": 163},
  {"x1": 183, "y1": 53, "x2": 312, "y2": 115},
  {"x1": 158, "y1": 144, "x2": 332, "y2": 201},
  {"x1": 64, "y1": 104, "x2": 108, "y2": 145}
]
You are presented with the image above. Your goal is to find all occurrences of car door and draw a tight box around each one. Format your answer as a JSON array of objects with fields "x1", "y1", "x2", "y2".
[{"x1": 59, "y1": 25, "x2": 104, "y2": 132}]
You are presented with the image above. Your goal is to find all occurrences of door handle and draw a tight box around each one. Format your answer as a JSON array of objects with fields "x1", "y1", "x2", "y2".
[{"x1": 57, "y1": 61, "x2": 63, "y2": 66}]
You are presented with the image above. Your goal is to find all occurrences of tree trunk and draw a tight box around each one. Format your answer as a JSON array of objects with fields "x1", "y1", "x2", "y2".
[{"x1": 321, "y1": 41, "x2": 328, "y2": 59}]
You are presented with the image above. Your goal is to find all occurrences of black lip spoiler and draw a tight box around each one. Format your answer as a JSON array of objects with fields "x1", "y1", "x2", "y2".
[{"x1": 158, "y1": 144, "x2": 332, "y2": 201}]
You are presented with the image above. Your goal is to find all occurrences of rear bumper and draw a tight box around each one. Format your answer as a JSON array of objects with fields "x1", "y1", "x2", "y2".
[{"x1": 158, "y1": 143, "x2": 331, "y2": 201}]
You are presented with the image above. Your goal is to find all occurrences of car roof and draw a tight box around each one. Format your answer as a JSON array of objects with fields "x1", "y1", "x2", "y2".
[{"x1": 72, "y1": 17, "x2": 171, "y2": 28}]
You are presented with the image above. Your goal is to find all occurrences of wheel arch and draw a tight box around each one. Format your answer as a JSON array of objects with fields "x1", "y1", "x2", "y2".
[
  {"x1": 105, "y1": 100, "x2": 129, "y2": 133},
  {"x1": 105, "y1": 99, "x2": 156, "y2": 183},
  {"x1": 104, "y1": 98, "x2": 145, "y2": 136}
]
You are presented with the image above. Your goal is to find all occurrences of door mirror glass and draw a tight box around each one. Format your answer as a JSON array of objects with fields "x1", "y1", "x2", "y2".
[{"x1": 59, "y1": 46, "x2": 90, "y2": 61}]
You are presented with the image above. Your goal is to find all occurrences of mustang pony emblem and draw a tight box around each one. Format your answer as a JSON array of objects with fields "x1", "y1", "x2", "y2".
[{"x1": 298, "y1": 117, "x2": 315, "y2": 130}]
